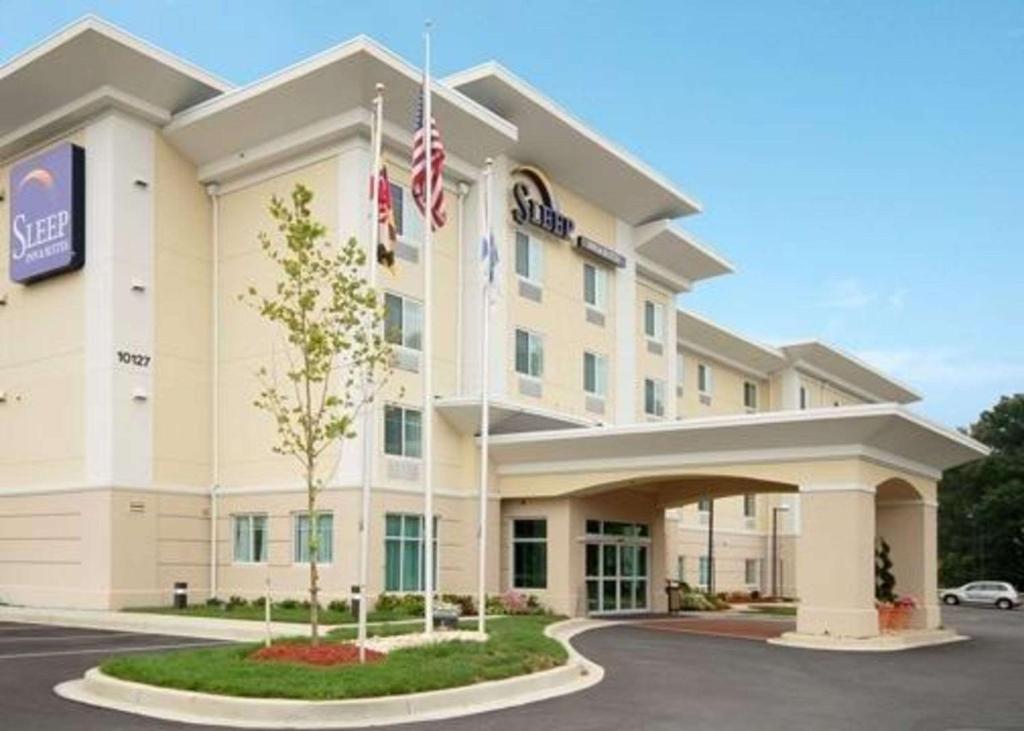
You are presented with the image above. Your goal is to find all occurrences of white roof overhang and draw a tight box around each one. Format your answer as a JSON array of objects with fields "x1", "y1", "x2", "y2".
[
  {"x1": 436, "y1": 396, "x2": 593, "y2": 435},
  {"x1": 782, "y1": 341, "x2": 921, "y2": 404},
  {"x1": 486, "y1": 404, "x2": 988, "y2": 480},
  {"x1": 0, "y1": 16, "x2": 229, "y2": 161},
  {"x1": 676, "y1": 309, "x2": 786, "y2": 379},
  {"x1": 634, "y1": 220, "x2": 734, "y2": 285},
  {"x1": 445, "y1": 63, "x2": 701, "y2": 225},
  {"x1": 165, "y1": 37, "x2": 517, "y2": 185}
]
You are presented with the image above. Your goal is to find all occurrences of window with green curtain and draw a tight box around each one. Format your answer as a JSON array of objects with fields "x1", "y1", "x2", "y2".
[
  {"x1": 384, "y1": 405, "x2": 422, "y2": 457},
  {"x1": 294, "y1": 512, "x2": 333, "y2": 563},
  {"x1": 512, "y1": 519, "x2": 547, "y2": 588},
  {"x1": 384, "y1": 513, "x2": 438, "y2": 592},
  {"x1": 233, "y1": 515, "x2": 267, "y2": 563}
]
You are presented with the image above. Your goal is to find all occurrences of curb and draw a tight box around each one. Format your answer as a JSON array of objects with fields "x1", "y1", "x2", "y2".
[
  {"x1": 53, "y1": 618, "x2": 611, "y2": 728},
  {"x1": 768, "y1": 628, "x2": 969, "y2": 652}
]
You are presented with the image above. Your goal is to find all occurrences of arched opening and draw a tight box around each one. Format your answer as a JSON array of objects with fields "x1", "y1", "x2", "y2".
[{"x1": 875, "y1": 478, "x2": 937, "y2": 630}]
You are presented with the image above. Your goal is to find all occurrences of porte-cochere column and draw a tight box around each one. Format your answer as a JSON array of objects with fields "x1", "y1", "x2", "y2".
[
  {"x1": 876, "y1": 480, "x2": 940, "y2": 630},
  {"x1": 795, "y1": 482, "x2": 880, "y2": 638}
]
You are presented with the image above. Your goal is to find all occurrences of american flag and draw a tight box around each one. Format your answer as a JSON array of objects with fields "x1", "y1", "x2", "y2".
[{"x1": 411, "y1": 89, "x2": 446, "y2": 230}]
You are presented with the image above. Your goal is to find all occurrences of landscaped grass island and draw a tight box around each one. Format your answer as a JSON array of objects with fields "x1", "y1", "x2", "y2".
[{"x1": 101, "y1": 615, "x2": 567, "y2": 700}]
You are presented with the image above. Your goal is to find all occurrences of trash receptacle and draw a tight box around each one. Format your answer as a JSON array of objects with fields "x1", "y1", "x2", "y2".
[
  {"x1": 173, "y1": 582, "x2": 188, "y2": 609},
  {"x1": 350, "y1": 584, "x2": 361, "y2": 620}
]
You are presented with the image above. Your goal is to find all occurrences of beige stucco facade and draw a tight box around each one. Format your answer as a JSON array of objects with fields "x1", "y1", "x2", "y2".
[{"x1": 0, "y1": 19, "x2": 987, "y2": 644}]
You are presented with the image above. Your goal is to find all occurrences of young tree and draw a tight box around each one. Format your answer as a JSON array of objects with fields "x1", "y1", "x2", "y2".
[{"x1": 242, "y1": 184, "x2": 392, "y2": 644}]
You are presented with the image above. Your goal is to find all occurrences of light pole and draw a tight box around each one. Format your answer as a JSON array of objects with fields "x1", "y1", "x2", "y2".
[{"x1": 772, "y1": 505, "x2": 790, "y2": 598}]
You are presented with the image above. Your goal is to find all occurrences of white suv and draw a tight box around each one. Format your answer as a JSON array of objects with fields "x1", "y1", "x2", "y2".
[{"x1": 940, "y1": 581, "x2": 1020, "y2": 610}]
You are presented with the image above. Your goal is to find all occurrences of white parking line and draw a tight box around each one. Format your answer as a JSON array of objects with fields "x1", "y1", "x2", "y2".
[{"x1": 0, "y1": 640, "x2": 229, "y2": 661}]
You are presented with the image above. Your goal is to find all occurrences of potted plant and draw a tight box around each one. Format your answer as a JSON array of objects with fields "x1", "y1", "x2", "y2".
[
  {"x1": 890, "y1": 595, "x2": 918, "y2": 631},
  {"x1": 875, "y1": 538, "x2": 898, "y2": 631}
]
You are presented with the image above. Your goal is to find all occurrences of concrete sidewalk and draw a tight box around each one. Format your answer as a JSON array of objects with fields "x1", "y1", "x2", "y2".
[{"x1": 0, "y1": 605, "x2": 315, "y2": 642}]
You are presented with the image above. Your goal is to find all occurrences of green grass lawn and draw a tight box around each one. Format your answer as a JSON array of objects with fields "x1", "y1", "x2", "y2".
[
  {"x1": 743, "y1": 604, "x2": 797, "y2": 616},
  {"x1": 126, "y1": 604, "x2": 420, "y2": 625},
  {"x1": 101, "y1": 615, "x2": 566, "y2": 700}
]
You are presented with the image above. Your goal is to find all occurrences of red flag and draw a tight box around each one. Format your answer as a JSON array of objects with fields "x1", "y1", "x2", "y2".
[{"x1": 373, "y1": 166, "x2": 397, "y2": 272}]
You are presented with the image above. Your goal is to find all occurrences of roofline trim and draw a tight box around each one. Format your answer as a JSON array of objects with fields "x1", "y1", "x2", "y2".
[
  {"x1": 676, "y1": 308, "x2": 785, "y2": 364},
  {"x1": 782, "y1": 339, "x2": 923, "y2": 402},
  {"x1": 444, "y1": 61, "x2": 703, "y2": 219},
  {"x1": 165, "y1": 35, "x2": 517, "y2": 143},
  {"x1": 0, "y1": 15, "x2": 233, "y2": 93}
]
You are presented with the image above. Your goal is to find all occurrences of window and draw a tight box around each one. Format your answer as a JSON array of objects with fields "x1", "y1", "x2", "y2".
[
  {"x1": 583, "y1": 263, "x2": 607, "y2": 311},
  {"x1": 515, "y1": 231, "x2": 543, "y2": 284},
  {"x1": 643, "y1": 300, "x2": 664, "y2": 341},
  {"x1": 515, "y1": 329, "x2": 544, "y2": 378},
  {"x1": 743, "y1": 494, "x2": 756, "y2": 518},
  {"x1": 389, "y1": 182, "x2": 424, "y2": 245},
  {"x1": 743, "y1": 381, "x2": 758, "y2": 410},
  {"x1": 586, "y1": 520, "x2": 650, "y2": 537},
  {"x1": 512, "y1": 519, "x2": 547, "y2": 589},
  {"x1": 698, "y1": 363, "x2": 713, "y2": 395},
  {"x1": 294, "y1": 512, "x2": 333, "y2": 563},
  {"x1": 676, "y1": 351, "x2": 686, "y2": 387},
  {"x1": 698, "y1": 556, "x2": 711, "y2": 587},
  {"x1": 384, "y1": 513, "x2": 438, "y2": 592},
  {"x1": 644, "y1": 378, "x2": 665, "y2": 417},
  {"x1": 583, "y1": 352, "x2": 608, "y2": 397},
  {"x1": 384, "y1": 293, "x2": 423, "y2": 351},
  {"x1": 233, "y1": 514, "x2": 268, "y2": 563},
  {"x1": 384, "y1": 405, "x2": 422, "y2": 458},
  {"x1": 799, "y1": 386, "x2": 808, "y2": 410},
  {"x1": 698, "y1": 497, "x2": 711, "y2": 512},
  {"x1": 676, "y1": 555, "x2": 686, "y2": 582},
  {"x1": 745, "y1": 559, "x2": 759, "y2": 586}
]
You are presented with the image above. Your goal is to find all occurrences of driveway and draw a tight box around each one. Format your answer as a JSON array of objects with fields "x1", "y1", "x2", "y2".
[{"x1": 1, "y1": 607, "x2": 1022, "y2": 730}]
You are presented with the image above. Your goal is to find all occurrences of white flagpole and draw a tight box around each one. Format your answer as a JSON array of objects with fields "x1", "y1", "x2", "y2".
[
  {"x1": 477, "y1": 159, "x2": 493, "y2": 634},
  {"x1": 358, "y1": 82, "x2": 385, "y2": 663},
  {"x1": 422, "y1": 21, "x2": 435, "y2": 637}
]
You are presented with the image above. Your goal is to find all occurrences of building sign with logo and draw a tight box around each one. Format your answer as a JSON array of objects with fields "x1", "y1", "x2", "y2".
[
  {"x1": 9, "y1": 142, "x2": 85, "y2": 284},
  {"x1": 510, "y1": 166, "x2": 625, "y2": 268}
]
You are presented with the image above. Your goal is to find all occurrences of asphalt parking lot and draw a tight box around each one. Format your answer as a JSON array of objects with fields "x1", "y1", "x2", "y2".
[{"x1": 1, "y1": 606, "x2": 1022, "y2": 730}]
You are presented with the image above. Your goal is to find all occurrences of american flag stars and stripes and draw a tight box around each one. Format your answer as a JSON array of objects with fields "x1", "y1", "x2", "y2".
[{"x1": 411, "y1": 90, "x2": 447, "y2": 231}]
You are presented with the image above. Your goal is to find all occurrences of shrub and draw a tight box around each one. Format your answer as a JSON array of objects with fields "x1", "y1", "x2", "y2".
[
  {"x1": 276, "y1": 598, "x2": 299, "y2": 610},
  {"x1": 226, "y1": 595, "x2": 247, "y2": 609},
  {"x1": 373, "y1": 593, "x2": 425, "y2": 616},
  {"x1": 680, "y1": 592, "x2": 716, "y2": 611},
  {"x1": 327, "y1": 599, "x2": 350, "y2": 614},
  {"x1": 441, "y1": 594, "x2": 475, "y2": 616},
  {"x1": 252, "y1": 596, "x2": 267, "y2": 609},
  {"x1": 486, "y1": 591, "x2": 548, "y2": 616},
  {"x1": 205, "y1": 597, "x2": 224, "y2": 608}
]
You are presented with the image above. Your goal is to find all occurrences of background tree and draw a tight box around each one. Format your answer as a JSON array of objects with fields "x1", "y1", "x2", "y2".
[
  {"x1": 242, "y1": 184, "x2": 392, "y2": 644},
  {"x1": 939, "y1": 394, "x2": 1024, "y2": 589}
]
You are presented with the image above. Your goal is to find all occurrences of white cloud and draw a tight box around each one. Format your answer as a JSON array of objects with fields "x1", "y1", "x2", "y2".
[
  {"x1": 819, "y1": 278, "x2": 907, "y2": 312},
  {"x1": 856, "y1": 346, "x2": 1024, "y2": 389}
]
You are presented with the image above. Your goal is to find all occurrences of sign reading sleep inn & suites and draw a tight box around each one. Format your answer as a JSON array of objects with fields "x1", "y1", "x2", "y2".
[{"x1": 9, "y1": 142, "x2": 86, "y2": 284}]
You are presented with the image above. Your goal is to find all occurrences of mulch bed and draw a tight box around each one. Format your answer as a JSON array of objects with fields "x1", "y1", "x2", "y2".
[{"x1": 249, "y1": 642, "x2": 385, "y2": 667}]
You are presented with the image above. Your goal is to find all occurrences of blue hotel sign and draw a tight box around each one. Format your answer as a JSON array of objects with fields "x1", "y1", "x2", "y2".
[{"x1": 9, "y1": 142, "x2": 86, "y2": 284}]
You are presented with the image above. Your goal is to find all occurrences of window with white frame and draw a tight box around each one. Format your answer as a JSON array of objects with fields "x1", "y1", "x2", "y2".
[
  {"x1": 698, "y1": 363, "x2": 713, "y2": 395},
  {"x1": 799, "y1": 386, "x2": 808, "y2": 410},
  {"x1": 644, "y1": 378, "x2": 665, "y2": 417},
  {"x1": 294, "y1": 512, "x2": 333, "y2": 564},
  {"x1": 745, "y1": 558, "x2": 760, "y2": 586},
  {"x1": 583, "y1": 263, "x2": 607, "y2": 311},
  {"x1": 515, "y1": 231, "x2": 543, "y2": 284},
  {"x1": 643, "y1": 300, "x2": 665, "y2": 341},
  {"x1": 743, "y1": 494, "x2": 756, "y2": 518},
  {"x1": 384, "y1": 293, "x2": 423, "y2": 351},
  {"x1": 698, "y1": 497, "x2": 711, "y2": 512},
  {"x1": 384, "y1": 513, "x2": 438, "y2": 592},
  {"x1": 743, "y1": 381, "x2": 758, "y2": 410},
  {"x1": 676, "y1": 555, "x2": 686, "y2": 581},
  {"x1": 389, "y1": 181, "x2": 424, "y2": 246},
  {"x1": 676, "y1": 351, "x2": 686, "y2": 387},
  {"x1": 384, "y1": 405, "x2": 422, "y2": 458},
  {"x1": 583, "y1": 352, "x2": 608, "y2": 398},
  {"x1": 512, "y1": 519, "x2": 547, "y2": 589},
  {"x1": 515, "y1": 329, "x2": 544, "y2": 378},
  {"x1": 233, "y1": 514, "x2": 268, "y2": 563}
]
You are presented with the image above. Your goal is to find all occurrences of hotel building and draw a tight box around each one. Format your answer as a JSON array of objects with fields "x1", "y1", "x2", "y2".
[{"x1": 0, "y1": 18, "x2": 987, "y2": 641}]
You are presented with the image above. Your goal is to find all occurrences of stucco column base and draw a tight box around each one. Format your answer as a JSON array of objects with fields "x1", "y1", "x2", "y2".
[
  {"x1": 908, "y1": 603, "x2": 942, "y2": 630},
  {"x1": 796, "y1": 606, "x2": 880, "y2": 639},
  {"x1": 771, "y1": 627, "x2": 967, "y2": 652}
]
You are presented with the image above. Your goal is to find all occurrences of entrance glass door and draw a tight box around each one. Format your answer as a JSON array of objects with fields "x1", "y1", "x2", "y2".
[{"x1": 586, "y1": 541, "x2": 649, "y2": 614}]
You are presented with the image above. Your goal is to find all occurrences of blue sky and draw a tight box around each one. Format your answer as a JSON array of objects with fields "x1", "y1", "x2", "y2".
[{"x1": 3, "y1": 1, "x2": 1021, "y2": 427}]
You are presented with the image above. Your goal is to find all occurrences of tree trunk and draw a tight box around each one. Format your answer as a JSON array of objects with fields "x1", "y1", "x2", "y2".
[{"x1": 307, "y1": 470, "x2": 320, "y2": 646}]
